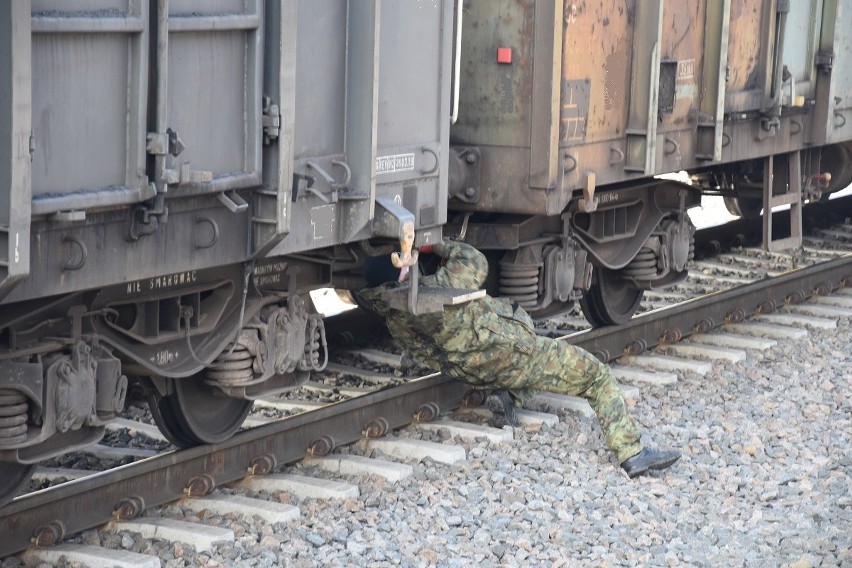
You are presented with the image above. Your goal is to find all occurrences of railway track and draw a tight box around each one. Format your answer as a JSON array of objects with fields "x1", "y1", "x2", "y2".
[{"x1": 1, "y1": 199, "x2": 851, "y2": 563}]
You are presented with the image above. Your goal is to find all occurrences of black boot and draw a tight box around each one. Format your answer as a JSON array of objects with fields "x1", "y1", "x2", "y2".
[
  {"x1": 621, "y1": 447, "x2": 681, "y2": 478},
  {"x1": 486, "y1": 389, "x2": 519, "y2": 427}
]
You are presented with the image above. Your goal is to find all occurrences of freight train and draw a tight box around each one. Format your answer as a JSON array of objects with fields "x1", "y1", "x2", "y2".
[{"x1": 1, "y1": 0, "x2": 851, "y2": 506}]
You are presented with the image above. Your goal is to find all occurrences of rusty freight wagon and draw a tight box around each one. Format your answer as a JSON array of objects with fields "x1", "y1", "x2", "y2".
[{"x1": 447, "y1": 0, "x2": 852, "y2": 325}]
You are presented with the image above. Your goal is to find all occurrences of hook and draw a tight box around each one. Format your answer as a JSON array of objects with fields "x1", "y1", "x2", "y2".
[
  {"x1": 420, "y1": 147, "x2": 439, "y2": 175},
  {"x1": 609, "y1": 146, "x2": 625, "y2": 165},
  {"x1": 61, "y1": 236, "x2": 87, "y2": 271},
  {"x1": 664, "y1": 138, "x2": 681, "y2": 156},
  {"x1": 331, "y1": 160, "x2": 352, "y2": 187},
  {"x1": 790, "y1": 120, "x2": 802, "y2": 135},
  {"x1": 194, "y1": 217, "x2": 219, "y2": 249}
]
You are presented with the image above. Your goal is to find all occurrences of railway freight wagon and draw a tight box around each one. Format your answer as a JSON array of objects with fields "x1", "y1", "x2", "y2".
[
  {"x1": 0, "y1": 0, "x2": 454, "y2": 506},
  {"x1": 446, "y1": 0, "x2": 852, "y2": 326}
]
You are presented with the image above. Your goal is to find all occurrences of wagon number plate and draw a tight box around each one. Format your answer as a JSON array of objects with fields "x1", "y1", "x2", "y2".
[{"x1": 376, "y1": 153, "x2": 415, "y2": 175}]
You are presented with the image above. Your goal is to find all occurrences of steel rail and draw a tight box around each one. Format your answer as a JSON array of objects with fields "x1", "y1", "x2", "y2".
[
  {"x1": 0, "y1": 375, "x2": 469, "y2": 558},
  {"x1": 565, "y1": 254, "x2": 852, "y2": 362}
]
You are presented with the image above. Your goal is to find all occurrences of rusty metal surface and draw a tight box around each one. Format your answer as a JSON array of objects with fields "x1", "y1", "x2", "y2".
[
  {"x1": 561, "y1": 1, "x2": 635, "y2": 148},
  {"x1": 451, "y1": 0, "x2": 851, "y2": 216},
  {"x1": 725, "y1": 0, "x2": 771, "y2": 110},
  {"x1": 0, "y1": 375, "x2": 471, "y2": 558}
]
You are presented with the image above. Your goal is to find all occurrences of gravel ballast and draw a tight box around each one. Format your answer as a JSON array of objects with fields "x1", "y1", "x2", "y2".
[{"x1": 6, "y1": 315, "x2": 850, "y2": 568}]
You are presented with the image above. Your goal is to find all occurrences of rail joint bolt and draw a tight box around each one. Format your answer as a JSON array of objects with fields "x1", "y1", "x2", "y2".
[
  {"x1": 248, "y1": 454, "x2": 277, "y2": 476},
  {"x1": 114, "y1": 496, "x2": 146, "y2": 521},
  {"x1": 414, "y1": 402, "x2": 441, "y2": 423},
  {"x1": 31, "y1": 521, "x2": 65, "y2": 547},
  {"x1": 184, "y1": 474, "x2": 216, "y2": 497},
  {"x1": 362, "y1": 417, "x2": 390, "y2": 439},
  {"x1": 307, "y1": 436, "x2": 335, "y2": 457}
]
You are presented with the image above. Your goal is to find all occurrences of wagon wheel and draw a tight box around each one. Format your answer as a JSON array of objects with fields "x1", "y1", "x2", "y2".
[
  {"x1": 820, "y1": 142, "x2": 852, "y2": 194},
  {"x1": 148, "y1": 389, "x2": 198, "y2": 448},
  {"x1": 723, "y1": 196, "x2": 763, "y2": 220},
  {"x1": 580, "y1": 268, "x2": 643, "y2": 327},
  {"x1": 149, "y1": 376, "x2": 252, "y2": 448},
  {"x1": 0, "y1": 462, "x2": 36, "y2": 509}
]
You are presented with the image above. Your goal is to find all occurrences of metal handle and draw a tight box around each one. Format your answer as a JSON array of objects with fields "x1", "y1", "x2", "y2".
[
  {"x1": 664, "y1": 138, "x2": 680, "y2": 157},
  {"x1": 307, "y1": 160, "x2": 351, "y2": 190},
  {"x1": 609, "y1": 146, "x2": 625, "y2": 165},
  {"x1": 61, "y1": 236, "x2": 87, "y2": 271},
  {"x1": 217, "y1": 191, "x2": 248, "y2": 213},
  {"x1": 420, "y1": 147, "x2": 439, "y2": 175},
  {"x1": 331, "y1": 160, "x2": 352, "y2": 187}
]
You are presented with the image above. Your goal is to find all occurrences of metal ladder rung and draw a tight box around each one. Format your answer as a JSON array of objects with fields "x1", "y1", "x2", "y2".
[
  {"x1": 767, "y1": 193, "x2": 799, "y2": 208},
  {"x1": 762, "y1": 151, "x2": 802, "y2": 253}
]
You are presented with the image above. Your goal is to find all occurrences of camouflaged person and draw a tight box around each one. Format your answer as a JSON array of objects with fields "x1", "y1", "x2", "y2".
[{"x1": 359, "y1": 238, "x2": 680, "y2": 478}]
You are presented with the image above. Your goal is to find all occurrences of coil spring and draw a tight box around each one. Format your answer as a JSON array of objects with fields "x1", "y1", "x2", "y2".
[
  {"x1": 0, "y1": 389, "x2": 29, "y2": 445},
  {"x1": 623, "y1": 247, "x2": 658, "y2": 278},
  {"x1": 498, "y1": 265, "x2": 539, "y2": 309},
  {"x1": 206, "y1": 345, "x2": 254, "y2": 386},
  {"x1": 623, "y1": 234, "x2": 695, "y2": 279},
  {"x1": 302, "y1": 316, "x2": 328, "y2": 372}
]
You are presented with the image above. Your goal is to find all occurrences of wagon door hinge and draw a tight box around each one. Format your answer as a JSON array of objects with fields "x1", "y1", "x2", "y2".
[
  {"x1": 147, "y1": 127, "x2": 185, "y2": 158},
  {"x1": 262, "y1": 96, "x2": 280, "y2": 145}
]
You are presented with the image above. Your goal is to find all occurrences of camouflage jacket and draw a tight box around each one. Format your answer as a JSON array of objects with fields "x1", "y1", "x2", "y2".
[{"x1": 360, "y1": 239, "x2": 538, "y2": 384}]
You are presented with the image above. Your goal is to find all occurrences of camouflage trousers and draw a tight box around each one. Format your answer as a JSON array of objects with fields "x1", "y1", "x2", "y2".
[{"x1": 470, "y1": 335, "x2": 643, "y2": 464}]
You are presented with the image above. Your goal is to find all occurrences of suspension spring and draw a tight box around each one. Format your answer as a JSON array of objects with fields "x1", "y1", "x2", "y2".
[
  {"x1": 302, "y1": 316, "x2": 328, "y2": 372},
  {"x1": 0, "y1": 389, "x2": 29, "y2": 446},
  {"x1": 206, "y1": 345, "x2": 254, "y2": 386},
  {"x1": 623, "y1": 247, "x2": 658, "y2": 278},
  {"x1": 498, "y1": 265, "x2": 539, "y2": 309}
]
